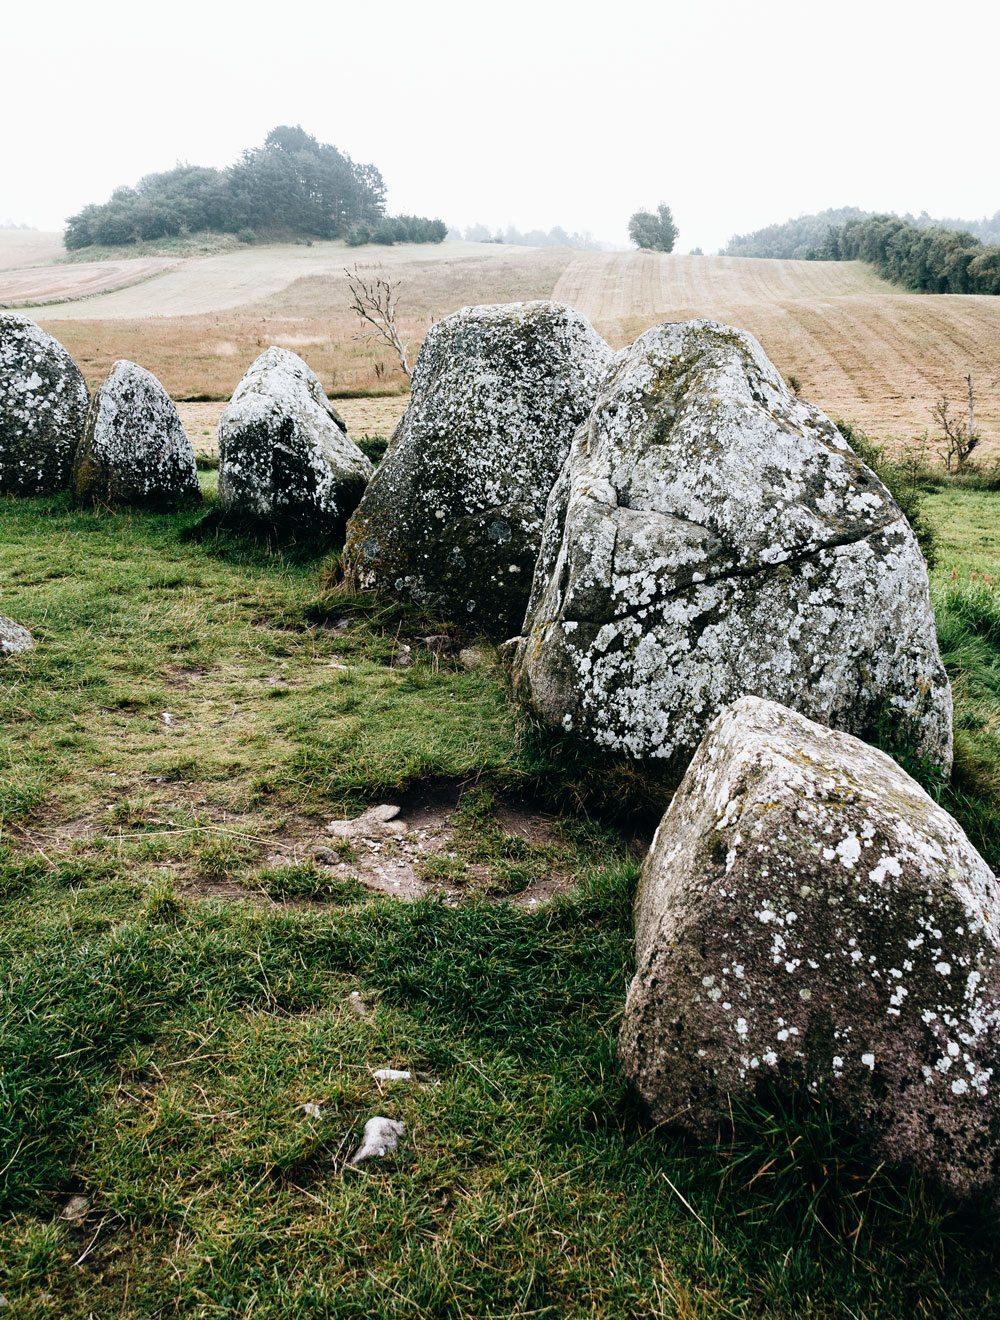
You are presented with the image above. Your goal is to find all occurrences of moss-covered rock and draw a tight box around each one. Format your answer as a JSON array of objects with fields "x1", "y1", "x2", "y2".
[
  {"x1": 72, "y1": 360, "x2": 200, "y2": 509},
  {"x1": 510, "y1": 319, "x2": 952, "y2": 772},
  {"x1": 341, "y1": 302, "x2": 612, "y2": 638},
  {"x1": 217, "y1": 347, "x2": 372, "y2": 536},
  {"x1": 620, "y1": 696, "x2": 1000, "y2": 1199},
  {"x1": 0, "y1": 314, "x2": 89, "y2": 495}
]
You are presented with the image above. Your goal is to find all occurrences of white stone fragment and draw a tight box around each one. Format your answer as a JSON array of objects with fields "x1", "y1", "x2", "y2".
[{"x1": 350, "y1": 1116, "x2": 405, "y2": 1165}]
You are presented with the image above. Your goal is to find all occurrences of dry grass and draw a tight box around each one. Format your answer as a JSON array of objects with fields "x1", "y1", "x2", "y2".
[
  {"x1": 34, "y1": 245, "x2": 572, "y2": 400},
  {"x1": 21, "y1": 241, "x2": 1000, "y2": 455}
]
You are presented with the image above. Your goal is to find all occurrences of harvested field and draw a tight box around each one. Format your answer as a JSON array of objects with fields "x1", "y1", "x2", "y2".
[
  {"x1": 24, "y1": 240, "x2": 1000, "y2": 456},
  {"x1": 554, "y1": 253, "x2": 1000, "y2": 455},
  {"x1": 0, "y1": 256, "x2": 179, "y2": 307},
  {"x1": 0, "y1": 229, "x2": 64, "y2": 270},
  {"x1": 17, "y1": 239, "x2": 560, "y2": 320}
]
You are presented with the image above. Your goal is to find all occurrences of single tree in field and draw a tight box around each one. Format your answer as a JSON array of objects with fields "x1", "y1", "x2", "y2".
[
  {"x1": 628, "y1": 203, "x2": 678, "y2": 252},
  {"x1": 344, "y1": 265, "x2": 412, "y2": 379}
]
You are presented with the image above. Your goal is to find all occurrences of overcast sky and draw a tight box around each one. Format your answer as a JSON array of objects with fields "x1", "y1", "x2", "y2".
[{"x1": 5, "y1": 0, "x2": 999, "y2": 252}]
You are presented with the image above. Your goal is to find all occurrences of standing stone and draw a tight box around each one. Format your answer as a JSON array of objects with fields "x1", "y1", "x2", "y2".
[
  {"x1": 620, "y1": 696, "x2": 1000, "y2": 1199},
  {"x1": 510, "y1": 320, "x2": 952, "y2": 771},
  {"x1": 72, "y1": 360, "x2": 200, "y2": 508},
  {"x1": 217, "y1": 347, "x2": 371, "y2": 536},
  {"x1": 342, "y1": 302, "x2": 612, "y2": 638},
  {"x1": 0, "y1": 314, "x2": 89, "y2": 495}
]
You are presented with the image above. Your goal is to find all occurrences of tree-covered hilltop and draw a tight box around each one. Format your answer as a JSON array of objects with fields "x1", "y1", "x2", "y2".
[
  {"x1": 64, "y1": 126, "x2": 446, "y2": 250},
  {"x1": 725, "y1": 206, "x2": 1000, "y2": 260},
  {"x1": 725, "y1": 207, "x2": 873, "y2": 259},
  {"x1": 818, "y1": 215, "x2": 1000, "y2": 294}
]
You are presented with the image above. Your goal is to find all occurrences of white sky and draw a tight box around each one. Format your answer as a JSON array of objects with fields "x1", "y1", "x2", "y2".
[{"x1": 4, "y1": 0, "x2": 999, "y2": 253}]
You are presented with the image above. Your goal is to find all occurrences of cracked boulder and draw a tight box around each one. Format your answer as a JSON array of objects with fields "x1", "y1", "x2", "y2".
[
  {"x1": 342, "y1": 302, "x2": 612, "y2": 638},
  {"x1": 218, "y1": 347, "x2": 372, "y2": 535},
  {"x1": 73, "y1": 360, "x2": 201, "y2": 508},
  {"x1": 620, "y1": 696, "x2": 1000, "y2": 1199},
  {"x1": 510, "y1": 320, "x2": 952, "y2": 771},
  {"x1": 0, "y1": 314, "x2": 89, "y2": 495}
]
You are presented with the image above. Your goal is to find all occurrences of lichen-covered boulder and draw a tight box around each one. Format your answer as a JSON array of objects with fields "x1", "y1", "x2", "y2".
[
  {"x1": 510, "y1": 320, "x2": 952, "y2": 771},
  {"x1": 620, "y1": 696, "x2": 1000, "y2": 1199},
  {"x1": 217, "y1": 347, "x2": 371, "y2": 535},
  {"x1": 0, "y1": 314, "x2": 89, "y2": 495},
  {"x1": 341, "y1": 302, "x2": 612, "y2": 638},
  {"x1": 0, "y1": 616, "x2": 33, "y2": 656},
  {"x1": 72, "y1": 360, "x2": 200, "y2": 508}
]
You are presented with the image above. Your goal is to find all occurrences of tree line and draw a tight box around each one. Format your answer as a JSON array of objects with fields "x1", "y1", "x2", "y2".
[
  {"x1": 455, "y1": 223, "x2": 606, "y2": 249},
  {"x1": 816, "y1": 215, "x2": 1000, "y2": 294},
  {"x1": 64, "y1": 126, "x2": 445, "y2": 250},
  {"x1": 725, "y1": 206, "x2": 1000, "y2": 264}
]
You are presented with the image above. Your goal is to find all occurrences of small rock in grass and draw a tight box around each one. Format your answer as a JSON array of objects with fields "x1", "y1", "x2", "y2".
[
  {"x1": 60, "y1": 1195, "x2": 91, "y2": 1222},
  {"x1": 422, "y1": 634, "x2": 451, "y2": 653},
  {"x1": 459, "y1": 646, "x2": 485, "y2": 670},
  {"x1": 0, "y1": 616, "x2": 33, "y2": 656},
  {"x1": 372, "y1": 1068, "x2": 412, "y2": 1083},
  {"x1": 348, "y1": 990, "x2": 371, "y2": 1017},
  {"x1": 350, "y1": 1116, "x2": 405, "y2": 1165},
  {"x1": 327, "y1": 805, "x2": 404, "y2": 839}
]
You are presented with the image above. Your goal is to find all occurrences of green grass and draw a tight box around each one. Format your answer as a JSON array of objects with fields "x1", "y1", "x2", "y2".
[{"x1": 1, "y1": 483, "x2": 999, "y2": 1317}]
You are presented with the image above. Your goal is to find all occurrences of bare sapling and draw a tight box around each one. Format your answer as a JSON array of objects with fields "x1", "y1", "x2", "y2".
[
  {"x1": 933, "y1": 392, "x2": 980, "y2": 474},
  {"x1": 344, "y1": 265, "x2": 411, "y2": 380}
]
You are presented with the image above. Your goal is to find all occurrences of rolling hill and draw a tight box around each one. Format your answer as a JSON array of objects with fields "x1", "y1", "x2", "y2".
[{"x1": 2, "y1": 234, "x2": 997, "y2": 455}]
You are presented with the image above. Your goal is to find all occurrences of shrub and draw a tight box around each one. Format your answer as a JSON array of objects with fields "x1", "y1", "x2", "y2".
[{"x1": 835, "y1": 420, "x2": 937, "y2": 566}]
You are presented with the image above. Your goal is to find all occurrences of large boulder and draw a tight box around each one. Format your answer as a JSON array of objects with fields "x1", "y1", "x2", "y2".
[
  {"x1": 620, "y1": 696, "x2": 1000, "y2": 1199},
  {"x1": 72, "y1": 360, "x2": 200, "y2": 508},
  {"x1": 342, "y1": 302, "x2": 612, "y2": 638},
  {"x1": 0, "y1": 616, "x2": 33, "y2": 656},
  {"x1": 510, "y1": 320, "x2": 952, "y2": 771},
  {"x1": 0, "y1": 314, "x2": 89, "y2": 495},
  {"x1": 217, "y1": 347, "x2": 371, "y2": 535}
]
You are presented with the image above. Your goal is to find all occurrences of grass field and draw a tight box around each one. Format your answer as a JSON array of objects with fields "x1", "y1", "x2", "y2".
[
  {"x1": 4, "y1": 234, "x2": 998, "y2": 456},
  {"x1": 0, "y1": 461, "x2": 999, "y2": 1316}
]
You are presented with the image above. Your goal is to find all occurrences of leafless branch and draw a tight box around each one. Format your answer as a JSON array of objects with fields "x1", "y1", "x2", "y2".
[{"x1": 344, "y1": 265, "x2": 411, "y2": 379}]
